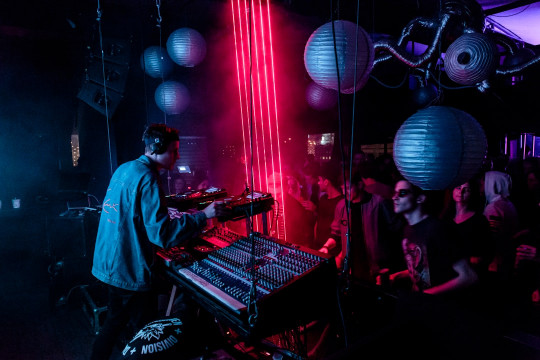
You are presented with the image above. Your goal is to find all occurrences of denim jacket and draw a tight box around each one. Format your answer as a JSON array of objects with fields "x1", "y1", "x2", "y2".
[{"x1": 92, "y1": 155, "x2": 207, "y2": 291}]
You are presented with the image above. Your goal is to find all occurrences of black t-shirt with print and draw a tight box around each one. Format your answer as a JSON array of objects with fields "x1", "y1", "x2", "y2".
[{"x1": 403, "y1": 216, "x2": 464, "y2": 291}]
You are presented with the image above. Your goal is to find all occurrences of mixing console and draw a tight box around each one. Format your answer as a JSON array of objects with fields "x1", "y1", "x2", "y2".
[{"x1": 162, "y1": 229, "x2": 337, "y2": 338}]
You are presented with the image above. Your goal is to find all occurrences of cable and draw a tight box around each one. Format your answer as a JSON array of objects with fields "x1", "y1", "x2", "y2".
[
  {"x1": 330, "y1": 0, "x2": 349, "y2": 349},
  {"x1": 246, "y1": 0, "x2": 259, "y2": 329},
  {"x1": 96, "y1": 0, "x2": 114, "y2": 177},
  {"x1": 491, "y1": 4, "x2": 531, "y2": 17},
  {"x1": 269, "y1": 198, "x2": 280, "y2": 234},
  {"x1": 369, "y1": 73, "x2": 409, "y2": 89}
]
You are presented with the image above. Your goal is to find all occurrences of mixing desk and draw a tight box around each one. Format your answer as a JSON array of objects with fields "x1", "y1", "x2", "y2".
[{"x1": 163, "y1": 231, "x2": 337, "y2": 338}]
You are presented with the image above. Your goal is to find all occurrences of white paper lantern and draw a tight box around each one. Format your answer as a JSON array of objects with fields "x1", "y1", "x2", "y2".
[
  {"x1": 444, "y1": 33, "x2": 499, "y2": 86},
  {"x1": 393, "y1": 106, "x2": 487, "y2": 190},
  {"x1": 166, "y1": 28, "x2": 207, "y2": 67},
  {"x1": 154, "y1": 81, "x2": 190, "y2": 115},
  {"x1": 140, "y1": 46, "x2": 174, "y2": 79},
  {"x1": 306, "y1": 82, "x2": 338, "y2": 111},
  {"x1": 304, "y1": 20, "x2": 374, "y2": 94}
]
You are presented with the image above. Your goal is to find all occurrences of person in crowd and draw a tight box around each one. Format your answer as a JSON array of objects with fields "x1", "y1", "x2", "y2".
[
  {"x1": 173, "y1": 176, "x2": 186, "y2": 194},
  {"x1": 389, "y1": 180, "x2": 488, "y2": 359},
  {"x1": 314, "y1": 161, "x2": 343, "y2": 251},
  {"x1": 443, "y1": 178, "x2": 493, "y2": 280},
  {"x1": 391, "y1": 179, "x2": 478, "y2": 295},
  {"x1": 285, "y1": 170, "x2": 317, "y2": 248},
  {"x1": 320, "y1": 168, "x2": 401, "y2": 283},
  {"x1": 483, "y1": 170, "x2": 519, "y2": 280},
  {"x1": 266, "y1": 171, "x2": 316, "y2": 247},
  {"x1": 301, "y1": 159, "x2": 321, "y2": 207},
  {"x1": 90, "y1": 124, "x2": 227, "y2": 360}
]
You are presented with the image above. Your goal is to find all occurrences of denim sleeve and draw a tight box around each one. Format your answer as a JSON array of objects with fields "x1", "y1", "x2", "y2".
[{"x1": 140, "y1": 173, "x2": 207, "y2": 249}]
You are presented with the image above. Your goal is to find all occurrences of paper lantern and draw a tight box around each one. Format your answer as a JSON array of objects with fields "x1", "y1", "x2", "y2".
[
  {"x1": 410, "y1": 83, "x2": 438, "y2": 109},
  {"x1": 306, "y1": 82, "x2": 338, "y2": 110},
  {"x1": 394, "y1": 106, "x2": 487, "y2": 190},
  {"x1": 140, "y1": 46, "x2": 174, "y2": 79},
  {"x1": 166, "y1": 28, "x2": 207, "y2": 67},
  {"x1": 304, "y1": 20, "x2": 374, "y2": 94},
  {"x1": 444, "y1": 33, "x2": 499, "y2": 86},
  {"x1": 154, "y1": 81, "x2": 190, "y2": 115},
  {"x1": 122, "y1": 318, "x2": 184, "y2": 359}
]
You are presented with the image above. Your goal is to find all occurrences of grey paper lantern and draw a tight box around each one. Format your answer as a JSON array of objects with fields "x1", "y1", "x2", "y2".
[
  {"x1": 306, "y1": 82, "x2": 338, "y2": 111},
  {"x1": 304, "y1": 20, "x2": 374, "y2": 94},
  {"x1": 444, "y1": 33, "x2": 499, "y2": 86},
  {"x1": 140, "y1": 46, "x2": 174, "y2": 79},
  {"x1": 166, "y1": 28, "x2": 207, "y2": 67},
  {"x1": 393, "y1": 106, "x2": 487, "y2": 190},
  {"x1": 154, "y1": 81, "x2": 190, "y2": 115}
]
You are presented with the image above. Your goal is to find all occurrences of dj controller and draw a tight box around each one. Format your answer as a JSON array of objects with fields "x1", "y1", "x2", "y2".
[{"x1": 159, "y1": 227, "x2": 337, "y2": 338}]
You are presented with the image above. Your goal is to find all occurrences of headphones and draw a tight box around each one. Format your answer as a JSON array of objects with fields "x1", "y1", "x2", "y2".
[
  {"x1": 149, "y1": 135, "x2": 167, "y2": 155},
  {"x1": 142, "y1": 124, "x2": 179, "y2": 155}
]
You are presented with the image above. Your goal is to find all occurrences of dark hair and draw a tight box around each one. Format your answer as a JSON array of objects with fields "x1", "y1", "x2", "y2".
[
  {"x1": 142, "y1": 124, "x2": 179, "y2": 151},
  {"x1": 402, "y1": 179, "x2": 444, "y2": 216},
  {"x1": 318, "y1": 161, "x2": 341, "y2": 189}
]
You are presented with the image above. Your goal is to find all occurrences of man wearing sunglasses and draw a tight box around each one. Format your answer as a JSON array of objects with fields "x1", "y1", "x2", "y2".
[
  {"x1": 388, "y1": 179, "x2": 492, "y2": 357},
  {"x1": 391, "y1": 179, "x2": 478, "y2": 294}
]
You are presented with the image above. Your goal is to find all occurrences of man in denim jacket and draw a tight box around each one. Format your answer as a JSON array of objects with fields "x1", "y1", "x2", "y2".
[{"x1": 91, "y1": 124, "x2": 220, "y2": 359}]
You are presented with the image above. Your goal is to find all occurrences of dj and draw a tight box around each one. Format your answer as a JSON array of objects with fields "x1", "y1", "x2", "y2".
[{"x1": 90, "y1": 124, "x2": 226, "y2": 360}]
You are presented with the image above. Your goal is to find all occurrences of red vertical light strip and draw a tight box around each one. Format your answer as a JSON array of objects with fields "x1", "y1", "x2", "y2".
[
  {"x1": 238, "y1": 0, "x2": 253, "y2": 191},
  {"x1": 265, "y1": 0, "x2": 286, "y2": 241},
  {"x1": 231, "y1": 0, "x2": 250, "y2": 185},
  {"x1": 231, "y1": 0, "x2": 285, "y2": 239},
  {"x1": 252, "y1": 3, "x2": 269, "y2": 196},
  {"x1": 257, "y1": 0, "x2": 273, "y2": 195},
  {"x1": 245, "y1": 0, "x2": 263, "y2": 196}
]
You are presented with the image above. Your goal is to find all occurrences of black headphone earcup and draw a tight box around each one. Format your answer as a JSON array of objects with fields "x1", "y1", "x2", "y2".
[{"x1": 151, "y1": 137, "x2": 166, "y2": 154}]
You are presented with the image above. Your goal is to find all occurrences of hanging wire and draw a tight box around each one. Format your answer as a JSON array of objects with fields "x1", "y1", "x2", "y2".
[
  {"x1": 329, "y1": 0, "x2": 350, "y2": 350},
  {"x1": 369, "y1": 72, "x2": 409, "y2": 89},
  {"x1": 96, "y1": 0, "x2": 114, "y2": 177},
  {"x1": 491, "y1": 4, "x2": 531, "y2": 17},
  {"x1": 154, "y1": 0, "x2": 174, "y2": 194},
  {"x1": 246, "y1": 0, "x2": 259, "y2": 329},
  {"x1": 138, "y1": 0, "x2": 150, "y2": 127}
]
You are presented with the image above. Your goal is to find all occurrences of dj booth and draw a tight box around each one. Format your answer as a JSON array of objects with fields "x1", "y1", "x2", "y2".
[
  {"x1": 160, "y1": 188, "x2": 339, "y2": 357},
  {"x1": 158, "y1": 227, "x2": 337, "y2": 340}
]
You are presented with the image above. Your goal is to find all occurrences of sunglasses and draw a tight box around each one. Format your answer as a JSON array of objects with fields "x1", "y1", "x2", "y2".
[{"x1": 393, "y1": 189, "x2": 412, "y2": 198}]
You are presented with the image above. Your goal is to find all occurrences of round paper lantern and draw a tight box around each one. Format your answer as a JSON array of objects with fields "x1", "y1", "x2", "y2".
[
  {"x1": 122, "y1": 318, "x2": 184, "y2": 359},
  {"x1": 444, "y1": 33, "x2": 499, "y2": 86},
  {"x1": 393, "y1": 106, "x2": 487, "y2": 190},
  {"x1": 306, "y1": 82, "x2": 338, "y2": 110},
  {"x1": 166, "y1": 28, "x2": 207, "y2": 67},
  {"x1": 410, "y1": 83, "x2": 438, "y2": 109},
  {"x1": 304, "y1": 20, "x2": 374, "y2": 94},
  {"x1": 140, "y1": 46, "x2": 174, "y2": 79},
  {"x1": 154, "y1": 81, "x2": 190, "y2": 115}
]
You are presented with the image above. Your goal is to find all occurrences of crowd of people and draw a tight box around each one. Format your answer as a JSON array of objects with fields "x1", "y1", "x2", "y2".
[{"x1": 276, "y1": 150, "x2": 540, "y2": 358}]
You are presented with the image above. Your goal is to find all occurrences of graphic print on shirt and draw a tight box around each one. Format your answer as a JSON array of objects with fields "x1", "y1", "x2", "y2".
[{"x1": 403, "y1": 238, "x2": 431, "y2": 291}]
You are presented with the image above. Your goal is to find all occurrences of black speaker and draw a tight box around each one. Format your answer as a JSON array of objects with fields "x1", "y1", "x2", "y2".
[
  {"x1": 86, "y1": 60, "x2": 129, "y2": 94},
  {"x1": 47, "y1": 211, "x2": 99, "y2": 259},
  {"x1": 77, "y1": 81, "x2": 123, "y2": 116},
  {"x1": 91, "y1": 37, "x2": 131, "y2": 66}
]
